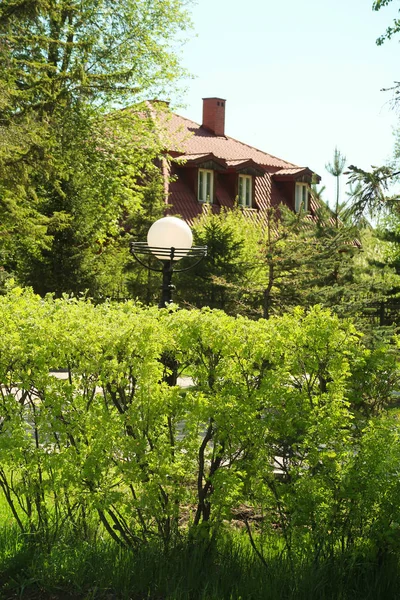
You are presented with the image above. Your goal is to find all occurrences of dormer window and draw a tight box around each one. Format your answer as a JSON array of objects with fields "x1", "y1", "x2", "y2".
[
  {"x1": 238, "y1": 174, "x2": 252, "y2": 207},
  {"x1": 198, "y1": 169, "x2": 214, "y2": 203},
  {"x1": 295, "y1": 183, "x2": 309, "y2": 213}
]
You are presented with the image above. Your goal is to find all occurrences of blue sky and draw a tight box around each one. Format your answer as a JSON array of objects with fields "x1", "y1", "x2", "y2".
[{"x1": 171, "y1": 0, "x2": 400, "y2": 206}]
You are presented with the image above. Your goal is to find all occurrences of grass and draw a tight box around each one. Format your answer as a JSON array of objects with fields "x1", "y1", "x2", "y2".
[
  {"x1": 1, "y1": 493, "x2": 400, "y2": 600},
  {"x1": 1, "y1": 527, "x2": 400, "y2": 600}
]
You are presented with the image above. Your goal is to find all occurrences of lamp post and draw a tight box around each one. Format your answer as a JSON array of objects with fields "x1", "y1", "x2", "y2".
[{"x1": 130, "y1": 216, "x2": 207, "y2": 308}]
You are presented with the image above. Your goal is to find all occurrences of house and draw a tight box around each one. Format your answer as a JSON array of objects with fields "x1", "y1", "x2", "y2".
[{"x1": 159, "y1": 97, "x2": 320, "y2": 223}]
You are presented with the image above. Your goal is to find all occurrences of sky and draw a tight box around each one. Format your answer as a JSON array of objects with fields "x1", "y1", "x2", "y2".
[{"x1": 170, "y1": 0, "x2": 400, "y2": 207}]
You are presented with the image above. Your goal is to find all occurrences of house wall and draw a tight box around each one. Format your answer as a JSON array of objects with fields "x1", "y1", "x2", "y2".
[
  {"x1": 272, "y1": 181, "x2": 294, "y2": 210},
  {"x1": 168, "y1": 166, "x2": 302, "y2": 223}
]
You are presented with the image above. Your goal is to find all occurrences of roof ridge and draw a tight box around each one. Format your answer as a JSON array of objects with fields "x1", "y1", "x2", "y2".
[{"x1": 275, "y1": 166, "x2": 307, "y2": 171}]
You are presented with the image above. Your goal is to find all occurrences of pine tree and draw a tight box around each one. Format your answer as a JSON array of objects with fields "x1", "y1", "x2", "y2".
[
  {"x1": 175, "y1": 207, "x2": 264, "y2": 315},
  {"x1": 325, "y1": 147, "x2": 347, "y2": 228}
]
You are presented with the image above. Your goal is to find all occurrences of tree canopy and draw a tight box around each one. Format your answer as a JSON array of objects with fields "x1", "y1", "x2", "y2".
[
  {"x1": 373, "y1": 0, "x2": 400, "y2": 45},
  {"x1": 0, "y1": 0, "x2": 191, "y2": 295},
  {"x1": 0, "y1": 0, "x2": 191, "y2": 107}
]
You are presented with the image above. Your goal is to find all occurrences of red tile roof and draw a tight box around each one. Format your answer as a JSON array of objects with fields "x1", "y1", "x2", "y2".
[
  {"x1": 165, "y1": 113, "x2": 298, "y2": 169},
  {"x1": 154, "y1": 107, "x2": 320, "y2": 223},
  {"x1": 272, "y1": 167, "x2": 310, "y2": 177}
]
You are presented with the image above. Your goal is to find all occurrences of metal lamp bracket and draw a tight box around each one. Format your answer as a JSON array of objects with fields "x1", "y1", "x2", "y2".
[{"x1": 130, "y1": 242, "x2": 207, "y2": 307}]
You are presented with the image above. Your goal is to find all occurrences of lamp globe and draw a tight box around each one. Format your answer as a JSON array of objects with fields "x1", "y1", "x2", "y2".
[{"x1": 147, "y1": 216, "x2": 193, "y2": 261}]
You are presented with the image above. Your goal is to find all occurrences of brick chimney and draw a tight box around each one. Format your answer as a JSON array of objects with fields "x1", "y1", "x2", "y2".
[{"x1": 202, "y1": 97, "x2": 226, "y2": 136}]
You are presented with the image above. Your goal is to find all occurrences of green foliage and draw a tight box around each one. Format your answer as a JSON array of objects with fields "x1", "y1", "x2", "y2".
[
  {"x1": 175, "y1": 208, "x2": 264, "y2": 314},
  {"x1": 0, "y1": 0, "x2": 191, "y2": 107},
  {"x1": 373, "y1": 0, "x2": 400, "y2": 45},
  {"x1": 346, "y1": 164, "x2": 400, "y2": 222},
  {"x1": 0, "y1": 287, "x2": 399, "y2": 569},
  {"x1": 173, "y1": 203, "x2": 388, "y2": 327},
  {"x1": 126, "y1": 163, "x2": 171, "y2": 304},
  {"x1": 0, "y1": 0, "x2": 191, "y2": 295},
  {"x1": 262, "y1": 205, "x2": 362, "y2": 317},
  {"x1": 325, "y1": 147, "x2": 347, "y2": 224},
  {"x1": 14, "y1": 105, "x2": 170, "y2": 296}
]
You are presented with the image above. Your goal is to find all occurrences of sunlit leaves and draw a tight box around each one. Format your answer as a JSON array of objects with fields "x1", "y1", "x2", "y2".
[
  {"x1": 372, "y1": 0, "x2": 400, "y2": 45},
  {"x1": 0, "y1": 288, "x2": 399, "y2": 558}
]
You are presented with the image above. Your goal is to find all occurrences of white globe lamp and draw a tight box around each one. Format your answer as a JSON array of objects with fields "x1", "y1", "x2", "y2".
[
  {"x1": 130, "y1": 215, "x2": 206, "y2": 307},
  {"x1": 147, "y1": 216, "x2": 193, "y2": 261}
]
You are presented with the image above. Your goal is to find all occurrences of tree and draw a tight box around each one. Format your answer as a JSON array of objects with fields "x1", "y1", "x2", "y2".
[
  {"x1": 325, "y1": 147, "x2": 347, "y2": 227},
  {"x1": 0, "y1": 0, "x2": 191, "y2": 295},
  {"x1": 346, "y1": 164, "x2": 400, "y2": 222},
  {"x1": 175, "y1": 207, "x2": 264, "y2": 315},
  {"x1": 373, "y1": 0, "x2": 400, "y2": 102},
  {"x1": 0, "y1": 0, "x2": 190, "y2": 108},
  {"x1": 344, "y1": 1, "x2": 400, "y2": 220},
  {"x1": 170, "y1": 202, "x2": 366, "y2": 324},
  {"x1": 257, "y1": 206, "x2": 317, "y2": 319},
  {"x1": 334, "y1": 4, "x2": 400, "y2": 330},
  {"x1": 125, "y1": 163, "x2": 169, "y2": 304},
  {"x1": 373, "y1": 0, "x2": 400, "y2": 45}
]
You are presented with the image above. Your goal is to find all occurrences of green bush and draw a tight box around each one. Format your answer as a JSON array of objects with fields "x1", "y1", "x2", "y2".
[{"x1": 0, "y1": 285, "x2": 399, "y2": 567}]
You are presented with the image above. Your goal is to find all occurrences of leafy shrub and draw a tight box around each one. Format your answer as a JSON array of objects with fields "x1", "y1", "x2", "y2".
[{"x1": 0, "y1": 286, "x2": 399, "y2": 564}]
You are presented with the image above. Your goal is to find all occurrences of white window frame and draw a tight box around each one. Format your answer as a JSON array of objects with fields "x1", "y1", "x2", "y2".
[
  {"x1": 238, "y1": 174, "x2": 252, "y2": 207},
  {"x1": 198, "y1": 169, "x2": 214, "y2": 203},
  {"x1": 295, "y1": 183, "x2": 309, "y2": 213}
]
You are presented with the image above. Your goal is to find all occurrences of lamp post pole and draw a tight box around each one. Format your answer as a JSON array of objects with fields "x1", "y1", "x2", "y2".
[
  {"x1": 159, "y1": 250, "x2": 175, "y2": 309},
  {"x1": 130, "y1": 217, "x2": 207, "y2": 308}
]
